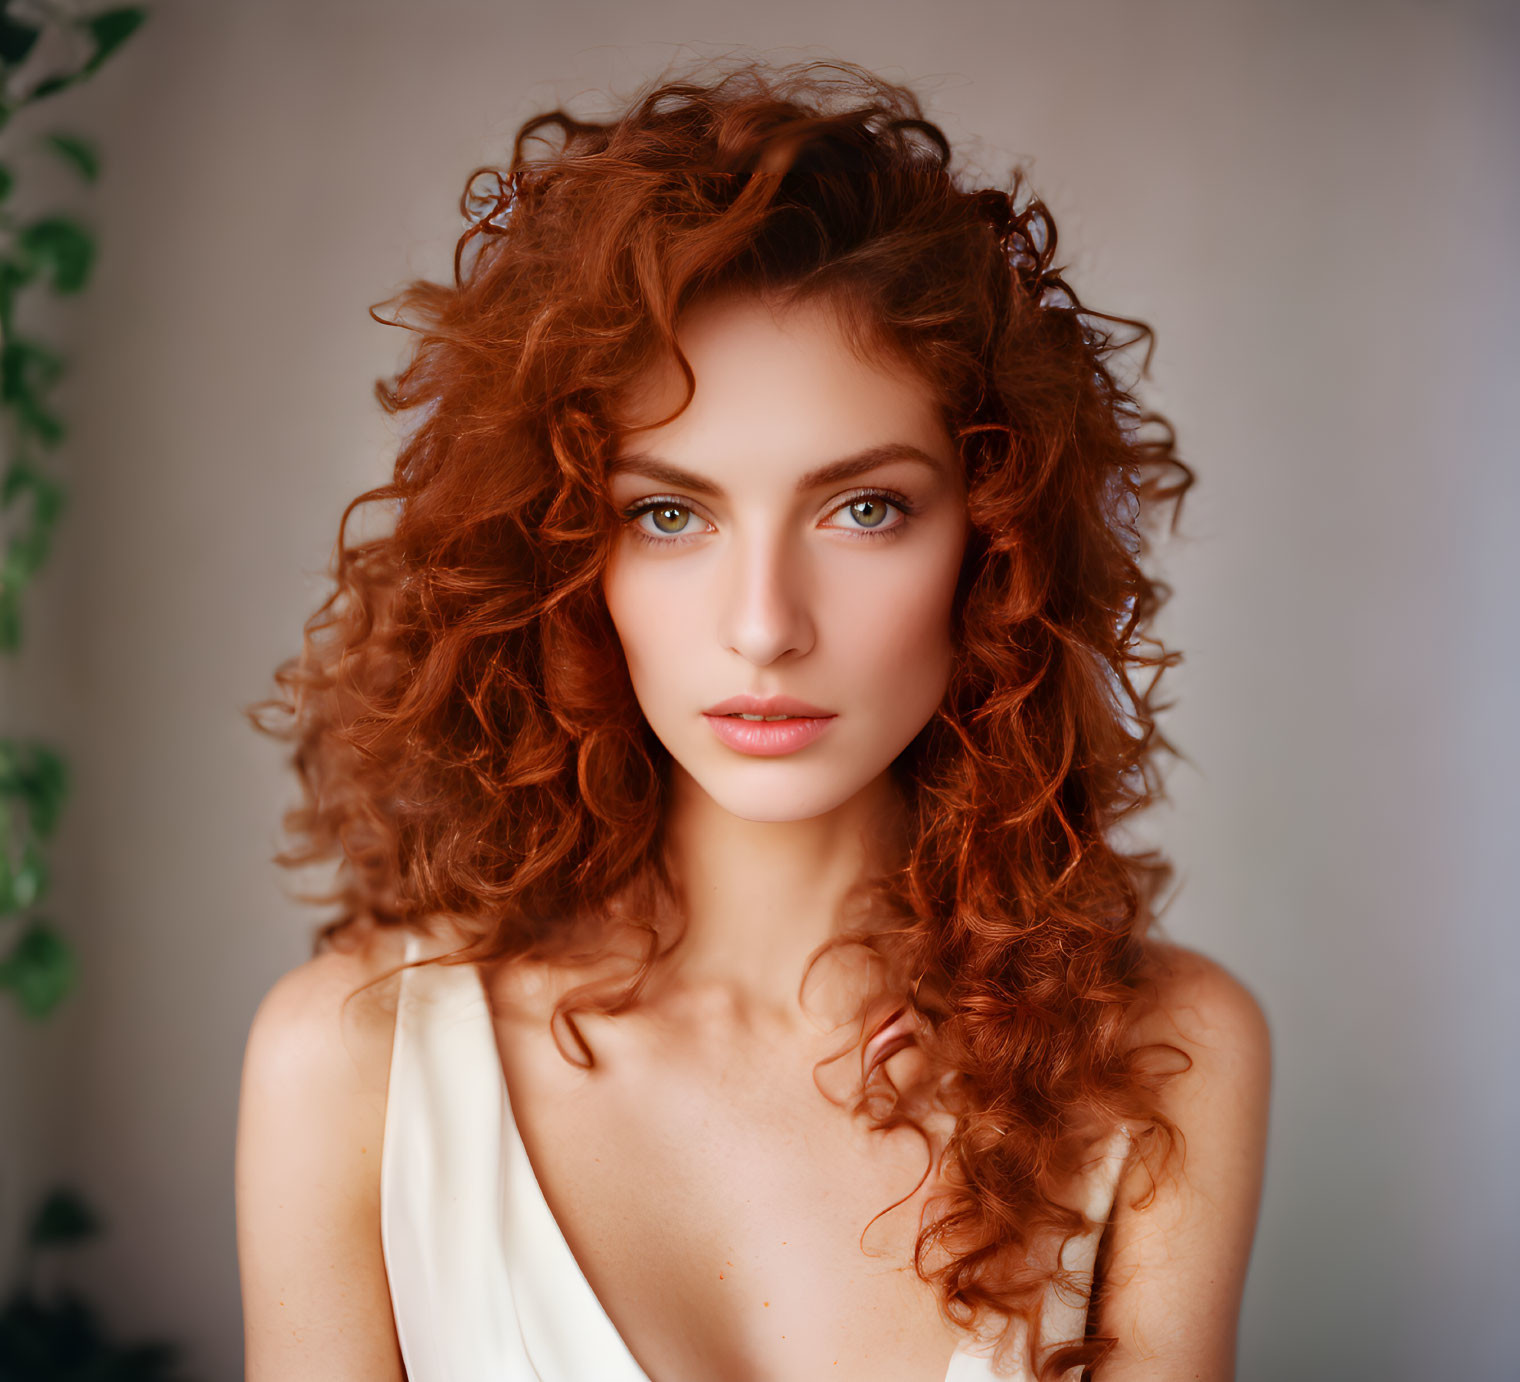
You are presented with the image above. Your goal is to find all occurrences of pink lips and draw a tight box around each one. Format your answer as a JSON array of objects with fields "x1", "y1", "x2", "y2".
[
  {"x1": 704, "y1": 712, "x2": 836, "y2": 756},
  {"x1": 702, "y1": 692, "x2": 837, "y2": 757}
]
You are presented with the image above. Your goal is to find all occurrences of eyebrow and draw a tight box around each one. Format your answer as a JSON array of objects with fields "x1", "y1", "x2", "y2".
[{"x1": 606, "y1": 442, "x2": 949, "y2": 497}]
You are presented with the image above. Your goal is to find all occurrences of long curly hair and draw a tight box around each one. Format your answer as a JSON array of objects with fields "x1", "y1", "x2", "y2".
[{"x1": 248, "y1": 57, "x2": 1195, "y2": 1380}]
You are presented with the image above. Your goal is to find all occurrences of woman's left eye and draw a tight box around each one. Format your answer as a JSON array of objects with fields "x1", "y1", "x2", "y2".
[{"x1": 824, "y1": 491, "x2": 909, "y2": 537}]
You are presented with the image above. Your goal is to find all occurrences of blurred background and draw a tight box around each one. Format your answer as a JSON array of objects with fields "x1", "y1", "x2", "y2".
[{"x1": 1, "y1": 0, "x2": 1515, "y2": 1378}]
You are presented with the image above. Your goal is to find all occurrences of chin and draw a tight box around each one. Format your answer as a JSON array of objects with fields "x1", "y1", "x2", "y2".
[
  {"x1": 680, "y1": 754, "x2": 893, "y2": 824},
  {"x1": 708, "y1": 790, "x2": 845, "y2": 825}
]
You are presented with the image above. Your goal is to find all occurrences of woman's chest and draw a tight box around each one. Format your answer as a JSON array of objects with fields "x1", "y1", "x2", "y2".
[{"x1": 489, "y1": 998, "x2": 975, "y2": 1382}]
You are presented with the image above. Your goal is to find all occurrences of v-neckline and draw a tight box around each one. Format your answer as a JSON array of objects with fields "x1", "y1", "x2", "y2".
[
  {"x1": 463, "y1": 959, "x2": 993, "y2": 1382},
  {"x1": 466, "y1": 959, "x2": 655, "y2": 1380}
]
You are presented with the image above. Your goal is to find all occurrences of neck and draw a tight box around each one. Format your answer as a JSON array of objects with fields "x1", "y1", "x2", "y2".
[{"x1": 645, "y1": 764, "x2": 909, "y2": 1025}]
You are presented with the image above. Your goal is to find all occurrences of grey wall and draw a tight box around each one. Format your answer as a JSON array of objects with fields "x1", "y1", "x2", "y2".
[{"x1": 1, "y1": 1, "x2": 1514, "y2": 1378}]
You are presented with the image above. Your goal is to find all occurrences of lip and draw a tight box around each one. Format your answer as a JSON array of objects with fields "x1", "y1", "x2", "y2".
[
  {"x1": 703, "y1": 693, "x2": 836, "y2": 717},
  {"x1": 703, "y1": 711, "x2": 836, "y2": 757}
]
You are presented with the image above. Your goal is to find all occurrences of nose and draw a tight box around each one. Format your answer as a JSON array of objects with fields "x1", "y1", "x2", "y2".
[{"x1": 718, "y1": 524, "x2": 816, "y2": 666}]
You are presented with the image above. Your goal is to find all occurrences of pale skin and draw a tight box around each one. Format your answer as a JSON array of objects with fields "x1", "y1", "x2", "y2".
[{"x1": 236, "y1": 290, "x2": 1271, "y2": 1380}]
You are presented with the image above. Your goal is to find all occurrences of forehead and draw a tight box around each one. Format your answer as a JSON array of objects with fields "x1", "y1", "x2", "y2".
[{"x1": 609, "y1": 291, "x2": 951, "y2": 483}]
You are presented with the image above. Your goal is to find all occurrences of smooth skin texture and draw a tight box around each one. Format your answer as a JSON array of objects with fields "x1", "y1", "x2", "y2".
[
  {"x1": 599, "y1": 288, "x2": 972, "y2": 1013},
  {"x1": 1093, "y1": 942, "x2": 1271, "y2": 1379},
  {"x1": 236, "y1": 289, "x2": 1270, "y2": 1380},
  {"x1": 236, "y1": 923, "x2": 408, "y2": 1381}
]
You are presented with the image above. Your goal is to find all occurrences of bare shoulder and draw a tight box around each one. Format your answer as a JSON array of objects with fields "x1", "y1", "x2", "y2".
[
  {"x1": 1131, "y1": 937, "x2": 1273, "y2": 1076},
  {"x1": 235, "y1": 921, "x2": 413, "y2": 1381},
  {"x1": 238, "y1": 921, "x2": 410, "y2": 1147},
  {"x1": 1091, "y1": 939, "x2": 1272, "y2": 1381},
  {"x1": 244, "y1": 920, "x2": 411, "y2": 1087}
]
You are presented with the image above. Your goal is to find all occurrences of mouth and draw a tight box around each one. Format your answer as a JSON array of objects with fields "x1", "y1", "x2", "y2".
[
  {"x1": 720, "y1": 711, "x2": 816, "y2": 722},
  {"x1": 702, "y1": 693, "x2": 835, "y2": 718},
  {"x1": 703, "y1": 710, "x2": 836, "y2": 757}
]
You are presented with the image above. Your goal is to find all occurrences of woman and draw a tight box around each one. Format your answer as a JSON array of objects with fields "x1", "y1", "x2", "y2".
[{"x1": 235, "y1": 59, "x2": 1270, "y2": 1382}]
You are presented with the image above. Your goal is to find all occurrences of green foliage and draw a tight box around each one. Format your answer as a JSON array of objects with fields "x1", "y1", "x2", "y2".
[
  {"x1": 0, "y1": 736, "x2": 72, "y2": 1015},
  {"x1": 1, "y1": 7, "x2": 146, "y2": 110},
  {"x1": 0, "y1": 1190, "x2": 193, "y2": 1380},
  {"x1": 0, "y1": 739, "x2": 69, "y2": 838},
  {"x1": 0, "y1": 0, "x2": 144, "y2": 1022},
  {"x1": 18, "y1": 216, "x2": 95, "y2": 294},
  {"x1": 0, "y1": 11, "x2": 185, "y2": 1380},
  {"x1": 0, "y1": 919, "x2": 74, "y2": 1018},
  {"x1": 0, "y1": 1291, "x2": 189, "y2": 1380},
  {"x1": 1, "y1": 337, "x2": 69, "y2": 452},
  {"x1": 42, "y1": 135, "x2": 100, "y2": 183},
  {"x1": 84, "y1": 8, "x2": 146, "y2": 77},
  {"x1": 27, "y1": 1190, "x2": 100, "y2": 1251},
  {"x1": 0, "y1": 13, "x2": 39, "y2": 69}
]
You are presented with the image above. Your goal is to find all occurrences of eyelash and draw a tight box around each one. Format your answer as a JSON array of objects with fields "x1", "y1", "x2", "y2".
[{"x1": 620, "y1": 488, "x2": 917, "y2": 548}]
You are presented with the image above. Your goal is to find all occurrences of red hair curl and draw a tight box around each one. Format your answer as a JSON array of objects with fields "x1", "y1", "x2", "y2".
[{"x1": 248, "y1": 57, "x2": 1195, "y2": 1380}]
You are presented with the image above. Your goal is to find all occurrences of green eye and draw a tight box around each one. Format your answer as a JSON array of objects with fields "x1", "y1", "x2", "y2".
[
  {"x1": 648, "y1": 503, "x2": 692, "y2": 534},
  {"x1": 839, "y1": 496, "x2": 893, "y2": 529},
  {"x1": 622, "y1": 488, "x2": 914, "y2": 546},
  {"x1": 623, "y1": 499, "x2": 713, "y2": 545}
]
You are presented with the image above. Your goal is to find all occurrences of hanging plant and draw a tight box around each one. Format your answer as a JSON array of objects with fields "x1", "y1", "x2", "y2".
[
  {"x1": 0, "y1": 6, "x2": 194, "y2": 1375},
  {"x1": 0, "y1": 0, "x2": 144, "y2": 1020}
]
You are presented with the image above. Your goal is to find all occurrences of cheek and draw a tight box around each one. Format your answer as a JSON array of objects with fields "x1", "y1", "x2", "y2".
[
  {"x1": 600, "y1": 558, "x2": 693, "y2": 691},
  {"x1": 826, "y1": 542, "x2": 963, "y2": 687}
]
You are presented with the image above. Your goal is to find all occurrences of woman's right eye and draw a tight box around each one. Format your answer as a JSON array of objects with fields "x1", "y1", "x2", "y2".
[{"x1": 623, "y1": 499, "x2": 712, "y2": 545}]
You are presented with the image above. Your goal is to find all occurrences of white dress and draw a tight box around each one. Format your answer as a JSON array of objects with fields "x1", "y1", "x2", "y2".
[{"x1": 380, "y1": 928, "x2": 1132, "y2": 1381}]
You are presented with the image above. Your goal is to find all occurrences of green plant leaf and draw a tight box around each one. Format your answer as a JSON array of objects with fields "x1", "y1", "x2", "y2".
[
  {"x1": 0, "y1": 161, "x2": 12, "y2": 202},
  {"x1": 0, "y1": 257, "x2": 30, "y2": 334},
  {"x1": 0, "y1": 14, "x2": 41, "y2": 68},
  {"x1": 0, "y1": 253, "x2": 37, "y2": 291},
  {"x1": 0, "y1": 588, "x2": 19, "y2": 651},
  {"x1": 10, "y1": 839, "x2": 48, "y2": 909},
  {"x1": 9, "y1": 510, "x2": 57, "y2": 577},
  {"x1": 18, "y1": 215, "x2": 94, "y2": 294},
  {"x1": 0, "y1": 917, "x2": 76, "y2": 1018},
  {"x1": 1, "y1": 456, "x2": 32, "y2": 507},
  {"x1": 0, "y1": 738, "x2": 72, "y2": 827},
  {"x1": 27, "y1": 72, "x2": 77, "y2": 101},
  {"x1": 20, "y1": 742, "x2": 70, "y2": 836},
  {"x1": 2, "y1": 530, "x2": 35, "y2": 590},
  {"x1": 2, "y1": 458, "x2": 68, "y2": 524},
  {"x1": 28, "y1": 1186, "x2": 103, "y2": 1248},
  {"x1": 1, "y1": 338, "x2": 70, "y2": 448},
  {"x1": 43, "y1": 131, "x2": 101, "y2": 182},
  {"x1": 84, "y1": 7, "x2": 148, "y2": 76},
  {"x1": 1, "y1": 338, "x2": 66, "y2": 400},
  {"x1": 0, "y1": 335, "x2": 69, "y2": 446}
]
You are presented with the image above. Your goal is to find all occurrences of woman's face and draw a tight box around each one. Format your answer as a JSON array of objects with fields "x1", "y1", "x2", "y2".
[{"x1": 601, "y1": 289, "x2": 969, "y2": 824}]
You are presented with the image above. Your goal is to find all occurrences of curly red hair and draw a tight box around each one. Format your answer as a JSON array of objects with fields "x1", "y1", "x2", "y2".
[{"x1": 249, "y1": 57, "x2": 1194, "y2": 1379}]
